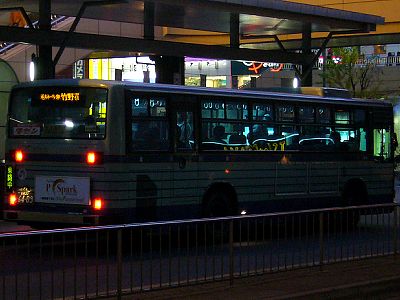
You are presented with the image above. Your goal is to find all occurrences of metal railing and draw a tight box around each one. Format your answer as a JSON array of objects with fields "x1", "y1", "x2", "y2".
[
  {"x1": 0, "y1": 203, "x2": 398, "y2": 299},
  {"x1": 312, "y1": 56, "x2": 400, "y2": 70},
  {"x1": 0, "y1": 163, "x2": 4, "y2": 219},
  {"x1": 273, "y1": 56, "x2": 400, "y2": 72}
]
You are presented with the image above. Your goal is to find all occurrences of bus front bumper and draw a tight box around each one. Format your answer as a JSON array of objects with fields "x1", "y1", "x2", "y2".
[{"x1": 3, "y1": 210, "x2": 101, "y2": 226}]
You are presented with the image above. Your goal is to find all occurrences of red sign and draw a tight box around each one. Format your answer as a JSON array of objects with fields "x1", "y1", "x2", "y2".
[{"x1": 242, "y1": 61, "x2": 284, "y2": 74}]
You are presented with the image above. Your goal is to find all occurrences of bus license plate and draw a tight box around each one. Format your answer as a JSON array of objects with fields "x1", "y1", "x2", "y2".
[
  {"x1": 16, "y1": 187, "x2": 34, "y2": 204},
  {"x1": 35, "y1": 176, "x2": 90, "y2": 205}
]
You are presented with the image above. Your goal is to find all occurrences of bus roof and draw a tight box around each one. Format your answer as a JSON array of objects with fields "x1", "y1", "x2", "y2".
[
  {"x1": 13, "y1": 79, "x2": 392, "y2": 109},
  {"x1": 245, "y1": 87, "x2": 352, "y2": 99}
]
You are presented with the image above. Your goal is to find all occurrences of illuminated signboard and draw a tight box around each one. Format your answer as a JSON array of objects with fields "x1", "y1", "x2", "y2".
[
  {"x1": 6, "y1": 166, "x2": 13, "y2": 191},
  {"x1": 32, "y1": 87, "x2": 84, "y2": 107},
  {"x1": 39, "y1": 92, "x2": 80, "y2": 102},
  {"x1": 231, "y1": 61, "x2": 284, "y2": 76},
  {"x1": 73, "y1": 60, "x2": 85, "y2": 79},
  {"x1": 244, "y1": 62, "x2": 283, "y2": 74}
]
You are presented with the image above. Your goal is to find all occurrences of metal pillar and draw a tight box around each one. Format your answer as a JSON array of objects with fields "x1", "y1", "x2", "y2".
[
  {"x1": 322, "y1": 48, "x2": 327, "y2": 87},
  {"x1": 153, "y1": 56, "x2": 184, "y2": 85},
  {"x1": 145, "y1": 3, "x2": 184, "y2": 85},
  {"x1": 144, "y1": 2, "x2": 154, "y2": 40},
  {"x1": 301, "y1": 23, "x2": 312, "y2": 87},
  {"x1": 230, "y1": 13, "x2": 239, "y2": 48},
  {"x1": 38, "y1": 0, "x2": 54, "y2": 79}
]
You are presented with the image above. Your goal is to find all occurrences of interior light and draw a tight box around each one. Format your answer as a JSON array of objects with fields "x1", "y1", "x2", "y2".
[
  {"x1": 293, "y1": 77, "x2": 299, "y2": 89},
  {"x1": 64, "y1": 120, "x2": 74, "y2": 128},
  {"x1": 93, "y1": 198, "x2": 103, "y2": 210},
  {"x1": 29, "y1": 61, "x2": 35, "y2": 81},
  {"x1": 9, "y1": 193, "x2": 18, "y2": 206},
  {"x1": 15, "y1": 149, "x2": 24, "y2": 162}
]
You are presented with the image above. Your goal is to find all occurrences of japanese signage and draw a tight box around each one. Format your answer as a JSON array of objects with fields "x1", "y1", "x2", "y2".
[
  {"x1": 6, "y1": 166, "x2": 13, "y2": 191},
  {"x1": 39, "y1": 92, "x2": 80, "y2": 102},
  {"x1": 31, "y1": 87, "x2": 84, "y2": 107},
  {"x1": 13, "y1": 123, "x2": 41, "y2": 136},
  {"x1": 73, "y1": 60, "x2": 85, "y2": 79}
]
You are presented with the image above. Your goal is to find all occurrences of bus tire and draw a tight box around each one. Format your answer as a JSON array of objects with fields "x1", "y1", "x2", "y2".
[
  {"x1": 342, "y1": 179, "x2": 367, "y2": 207},
  {"x1": 202, "y1": 186, "x2": 237, "y2": 242},
  {"x1": 203, "y1": 186, "x2": 236, "y2": 218},
  {"x1": 340, "y1": 179, "x2": 367, "y2": 228}
]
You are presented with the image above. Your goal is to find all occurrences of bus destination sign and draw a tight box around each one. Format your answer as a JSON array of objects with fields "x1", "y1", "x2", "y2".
[{"x1": 40, "y1": 92, "x2": 80, "y2": 102}]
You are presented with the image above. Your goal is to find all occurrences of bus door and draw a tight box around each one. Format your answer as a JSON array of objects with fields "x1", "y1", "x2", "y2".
[
  {"x1": 170, "y1": 98, "x2": 199, "y2": 209},
  {"x1": 373, "y1": 128, "x2": 391, "y2": 160},
  {"x1": 370, "y1": 109, "x2": 393, "y2": 161}
]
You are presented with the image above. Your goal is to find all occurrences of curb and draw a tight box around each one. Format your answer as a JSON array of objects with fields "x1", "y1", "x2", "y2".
[{"x1": 272, "y1": 275, "x2": 400, "y2": 299}]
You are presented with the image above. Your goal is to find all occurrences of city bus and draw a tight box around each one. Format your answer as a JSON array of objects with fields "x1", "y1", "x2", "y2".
[{"x1": 3, "y1": 79, "x2": 395, "y2": 226}]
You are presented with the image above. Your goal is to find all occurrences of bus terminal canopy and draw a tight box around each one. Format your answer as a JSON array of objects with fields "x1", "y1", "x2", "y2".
[{"x1": 0, "y1": 0, "x2": 385, "y2": 64}]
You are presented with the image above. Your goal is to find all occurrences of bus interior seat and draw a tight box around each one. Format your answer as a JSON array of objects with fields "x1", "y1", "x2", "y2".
[
  {"x1": 228, "y1": 133, "x2": 247, "y2": 145},
  {"x1": 201, "y1": 141, "x2": 228, "y2": 150}
]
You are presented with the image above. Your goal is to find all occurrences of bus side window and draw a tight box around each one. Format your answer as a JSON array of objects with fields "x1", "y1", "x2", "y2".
[
  {"x1": 176, "y1": 112, "x2": 194, "y2": 150},
  {"x1": 129, "y1": 95, "x2": 169, "y2": 151},
  {"x1": 359, "y1": 128, "x2": 367, "y2": 152},
  {"x1": 201, "y1": 122, "x2": 228, "y2": 150},
  {"x1": 373, "y1": 128, "x2": 391, "y2": 160},
  {"x1": 228, "y1": 124, "x2": 247, "y2": 145},
  {"x1": 132, "y1": 120, "x2": 168, "y2": 151}
]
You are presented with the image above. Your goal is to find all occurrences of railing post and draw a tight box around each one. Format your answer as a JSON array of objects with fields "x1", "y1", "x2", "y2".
[
  {"x1": 117, "y1": 228, "x2": 123, "y2": 300},
  {"x1": 394, "y1": 206, "x2": 398, "y2": 256},
  {"x1": 319, "y1": 212, "x2": 324, "y2": 270},
  {"x1": 229, "y1": 220, "x2": 234, "y2": 286}
]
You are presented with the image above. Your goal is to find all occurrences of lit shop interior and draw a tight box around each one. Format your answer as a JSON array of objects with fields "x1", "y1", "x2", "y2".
[{"x1": 84, "y1": 56, "x2": 285, "y2": 89}]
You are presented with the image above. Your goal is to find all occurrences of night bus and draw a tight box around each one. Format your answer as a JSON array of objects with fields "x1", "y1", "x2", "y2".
[{"x1": 3, "y1": 79, "x2": 395, "y2": 226}]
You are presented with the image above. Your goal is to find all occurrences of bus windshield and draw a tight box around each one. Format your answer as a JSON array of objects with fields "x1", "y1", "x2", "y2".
[{"x1": 8, "y1": 86, "x2": 108, "y2": 139}]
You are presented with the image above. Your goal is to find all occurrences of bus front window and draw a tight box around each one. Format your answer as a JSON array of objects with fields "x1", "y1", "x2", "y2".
[{"x1": 9, "y1": 87, "x2": 107, "y2": 139}]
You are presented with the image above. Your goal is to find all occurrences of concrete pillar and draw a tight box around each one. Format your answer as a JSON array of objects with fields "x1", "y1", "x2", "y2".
[
  {"x1": 144, "y1": 2, "x2": 154, "y2": 40},
  {"x1": 153, "y1": 56, "x2": 184, "y2": 85},
  {"x1": 301, "y1": 23, "x2": 312, "y2": 87},
  {"x1": 38, "y1": 0, "x2": 54, "y2": 79},
  {"x1": 230, "y1": 13, "x2": 239, "y2": 48},
  {"x1": 200, "y1": 74, "x2": 206, "y2": 87}
]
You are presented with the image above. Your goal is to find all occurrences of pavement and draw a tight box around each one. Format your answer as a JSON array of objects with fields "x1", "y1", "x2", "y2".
[
  {"x1": 116, "y1": 256, "x2": 400, "y2": 300},
  {"x1": 0, "y1": 220, "x2": 31, "y2": 233},
  {"x1": 1, "y1": 220, "x2": 400, "y2": 299}
]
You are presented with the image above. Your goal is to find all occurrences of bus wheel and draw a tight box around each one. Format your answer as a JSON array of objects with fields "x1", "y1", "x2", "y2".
[
  {"x1": 203, "y1": 188, "x2": 236, "y2": 242},
  {"x1": 342, "y1": 180, "x2": 367, "y2": 207},
  {"x1": 204, "y1": 188, "x2": 234, "y2": 218},
  {"x1": 340, "y1": 183, "x2": 366, "y2": 228}
]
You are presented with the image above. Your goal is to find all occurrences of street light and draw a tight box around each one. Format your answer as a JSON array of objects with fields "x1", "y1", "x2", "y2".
[
  {"x1": 30, "y1": 53, "x2": 39, "y2": 81},
  {"x1": 29, "y1": 61, "x2": 35, "y2": 81},
  {"x1": 293, "y1": 77, "x2": 299, "y2": 88}
]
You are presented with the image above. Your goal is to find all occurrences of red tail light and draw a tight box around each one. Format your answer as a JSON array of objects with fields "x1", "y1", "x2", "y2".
[
  {"x1": 86, "y1": 151, "x2": 102, "y2": 165},
  {"x1": 9, "y1": 193, "x2": 18, "y2": 206},
  {"x1": 14, "y1": 149, "x2": 24, "y2": 163},
  {"x1": 93, "y1": 198, "x2": 103, "y2": 210},
  {"x1": 86, "y1": 152, "x2": 97, "y2": 164}
]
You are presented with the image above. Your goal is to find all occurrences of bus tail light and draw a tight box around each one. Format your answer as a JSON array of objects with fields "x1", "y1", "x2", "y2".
[
  {"x1": 9, "y1": 193, "x2": 18, "y2": 206},
  {"x1": 14, "y1": 149, "x2": 24, "y2": 163},
  {"x1": 86, "y1": 151, "x2": 102, "y2": 165},
  {"x1": 93, "y1": 198, "x2": 103, "y2": 210}
]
